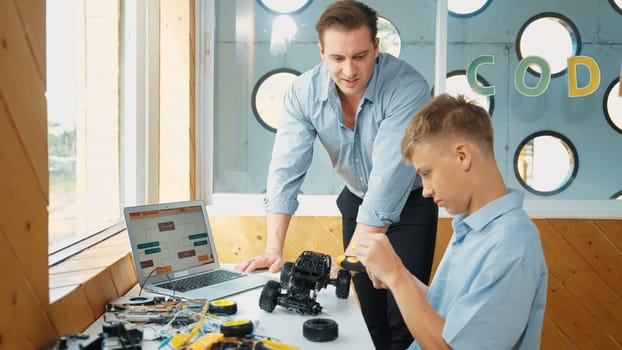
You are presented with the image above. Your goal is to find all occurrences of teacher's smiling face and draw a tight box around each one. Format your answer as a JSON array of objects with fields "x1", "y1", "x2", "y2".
[{"x1": 319, "y1": 25, "x2": 379, "y2": 101}]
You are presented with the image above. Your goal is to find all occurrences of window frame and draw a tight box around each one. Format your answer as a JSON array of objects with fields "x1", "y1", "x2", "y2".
[{"x1": 48, "y1": 0, "x2": 161, "y2": 266}]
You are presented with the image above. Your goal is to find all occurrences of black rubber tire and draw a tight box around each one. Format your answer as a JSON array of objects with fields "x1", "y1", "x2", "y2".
[
  {"x1": 237, "y1": 343, "x2": 253, "y2": 350},
  {"x1": 259, "y1": 280, "x2": 281, "y2": 312},
  {"x1": 220, "y1": 319, "x2": 254, "y2": 337},
  {"x1": 280, "y1": 261, "x2": 294, "y2": 288},
  {"x1": 302, "y1": 318, "x2": 338, "y2": 342},
  {"x1": 335, "y1": 269, "x2": 351, "y2": 299},
  {"x1": 208, "y1": 299, "x2": 238, "y2": 315},
  {"x1": 254, "y1": 342, "x2": 274, "y2": 350}
]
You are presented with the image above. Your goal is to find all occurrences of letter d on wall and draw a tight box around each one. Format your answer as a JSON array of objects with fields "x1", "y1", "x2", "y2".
[{"x1": 567, "y1": 56, "x2": 601, "y2": 97}]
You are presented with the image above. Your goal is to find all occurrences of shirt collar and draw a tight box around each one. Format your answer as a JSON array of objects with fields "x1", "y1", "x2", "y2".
[
  {"x1": 451, "y1": 189, "x2": 525, "y2": 243},
  {"x1": 362, "y1": 53, "x2": 382, "y2": 104}
]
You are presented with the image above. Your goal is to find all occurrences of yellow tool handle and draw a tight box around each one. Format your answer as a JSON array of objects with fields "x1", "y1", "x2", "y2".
[{"x1": 336, "y1": 255, "x2": 366, "y2": 273}]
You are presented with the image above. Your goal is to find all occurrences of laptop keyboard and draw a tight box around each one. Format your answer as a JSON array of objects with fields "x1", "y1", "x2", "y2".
[{"x1": 156, "y1": 269, "x2": 244, "y2": 292}]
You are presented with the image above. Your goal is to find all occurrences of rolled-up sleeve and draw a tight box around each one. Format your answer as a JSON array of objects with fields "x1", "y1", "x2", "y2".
[
  {"x1": 263, "y1": 84, "x2": 316, "y2": 215},
  {"x1": 357, "y1": 77, "x2": 430, "y2": 226}
]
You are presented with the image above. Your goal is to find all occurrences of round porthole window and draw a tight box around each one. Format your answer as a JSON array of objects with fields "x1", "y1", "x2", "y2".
[
  {"x1": 514, "y1": 131, "x2": 578, "y2": 195},
  {"x1": 377, "y1": 16, "x2": 401, "y2": 57},
  {"x1": 252, "y1": 68, "x2": 300, "y2": 133},
  {"x1": 448, "y1": 0, "x2": 492, "y2": 17},
  {"x1": 516, "y1": 12, "x2": 581, "y2": 77},
  {"x1": 610, "y1": 0, "x2": 622, "y2": 14},
  {"x1": 603, "y1": 78, "x2": 622, "y2": 134},
  {"x1": 257, "y1": 0, "x2": 312, "y2": 15},
  {"x1": 611, "y1": 190, "x2": 622, "y2": 200},
  {"x1": 443, "y1": 70, "x2": 494, "y2": 116}
]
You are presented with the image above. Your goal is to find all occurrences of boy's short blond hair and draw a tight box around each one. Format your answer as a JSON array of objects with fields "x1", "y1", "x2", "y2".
[{"x1": 402, "y1": 94, "x2": 494, "y2": 162}]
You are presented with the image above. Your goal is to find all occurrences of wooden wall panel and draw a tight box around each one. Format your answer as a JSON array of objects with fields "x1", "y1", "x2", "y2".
[
  {"x1": 48, "y1": 233, "x2": 133, "y2": 303},
  {"x1": 283, "y1": 216, "x2": 344, "y2": 261},
  {"x1": 83, "y1": 270, "x2": 119, "y2": 321},
  {"x1": 536, "y1": 219, "x2": 622, "y2": 346},
  {"x1": 109, "y1": 253, "x2": 139, "y2": 297},
  {"x1": 0, "y1": 0, "x2": 48, "y2": 195},
  {"x1": 594, "y1": 219, "x2": 622, "y2": 250},
  {"x1": 49, "y1": 267, "x2": 107, "y2": 290},
  {"x1": 0, "y1": 227, "x2": 57, "y2": 348},
  {"x1": 547, "y1": 273, "x2": 618, "y2": 348},
  {"x1": 46, "y1": 251, "x2": 138, "y2": 336},
  {"x1": 46, "y1": 287, "x2": 95, "y2": 336},
  {"x1": 431, "y1": 218, "x2": 452, "y2": 276},
  {"x1": 209, "y1": 215, "x2": 269, "y2": 262},
  {"x1": 14, "y1": 0, "x2": 46, "y2": 80},
  {"x1": 210, "y1": 215, "x2": 345, "y2": 264},
  {"x1": 0, "y1": 99, "x2": 49, "y2": 305},
  {"x1": 541, "y1": 315, "x2": 578, "y2": 349},
  {"x1": 549, "y1": 219, "x2": 622, "y2": 298},
  {"x1": 0, "y1": 0, "x2": 55, "y2": 347},
  {"x1": 0, "y1": 3, "x2": 53, "y2": 349}
]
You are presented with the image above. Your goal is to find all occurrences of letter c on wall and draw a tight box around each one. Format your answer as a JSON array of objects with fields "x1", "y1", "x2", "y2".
[{"x1": 467, "y1": 55, "x2": 495, "y2": 96}]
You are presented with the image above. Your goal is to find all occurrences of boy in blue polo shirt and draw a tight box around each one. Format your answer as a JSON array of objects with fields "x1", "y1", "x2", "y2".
[{"x1": 354, "y1": 93, "x2": 548, "y2": 349}]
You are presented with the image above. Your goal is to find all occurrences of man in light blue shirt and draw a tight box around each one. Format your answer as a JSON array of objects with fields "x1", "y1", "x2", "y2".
[
  {"x1": 236, "y1": 1, "x2": 439, "y2": 348},
  {"x1": 355, "y1": 94, "x2": 548, "y2": 349}
]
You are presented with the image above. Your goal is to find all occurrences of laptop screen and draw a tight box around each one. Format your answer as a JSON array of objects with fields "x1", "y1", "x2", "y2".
[{"x1": 125, "y1": 203, "x2": 217, "y2": 280}]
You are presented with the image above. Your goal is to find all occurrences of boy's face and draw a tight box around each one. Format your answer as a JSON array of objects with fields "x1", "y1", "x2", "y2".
[
  {"x1": 319, "y1": 25, "x2": 379, "y2": 100},
  {"x1": 410, "y1": 138, "x2": 471, "y2": 216}
]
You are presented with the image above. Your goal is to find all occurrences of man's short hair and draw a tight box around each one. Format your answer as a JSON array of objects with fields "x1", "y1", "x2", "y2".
[
  {"x1": 402, "y1": 94, "x2": 494, "y2": 161},
  {"x1": 315, "y1": 0, "x2": 378, "y2": 46}
]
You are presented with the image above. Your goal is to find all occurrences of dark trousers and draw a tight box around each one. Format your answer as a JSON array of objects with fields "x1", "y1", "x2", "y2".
[{"x1": 337, "y1": 186, "x2": 438, "y2": 350}]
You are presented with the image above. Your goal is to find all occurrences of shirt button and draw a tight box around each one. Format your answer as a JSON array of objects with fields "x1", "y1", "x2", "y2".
[{"x1": 355, "y1": 158, "x2": 359, "y2": 162}]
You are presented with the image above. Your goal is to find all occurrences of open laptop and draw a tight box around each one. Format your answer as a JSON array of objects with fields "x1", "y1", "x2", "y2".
[{"x1": 123, "y1": 200, "x2": 268, "y2": 301}]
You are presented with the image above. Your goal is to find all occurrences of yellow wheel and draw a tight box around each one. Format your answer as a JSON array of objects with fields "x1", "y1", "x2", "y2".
[
  {"x1": 208, "y1": 299, "x2": 238, "y2": 315},
  {"x1": 220, "y1": 319, "x2": 254, "y2": 337},
  {"x1": 336, "y1": 255, "x2": 366, "y2": 273}
]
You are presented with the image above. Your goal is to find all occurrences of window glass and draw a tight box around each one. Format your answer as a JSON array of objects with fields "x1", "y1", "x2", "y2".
[
  {"x1": 47, "y1": 1, "x2": 120, "y2": 254},
  {"x1": 444, "y1": 71, "x2": 494, "y2": 115},
  {"x1": 258, "y1": 0, "x2": 312, "y2": 15},
  {"x1": 377, "y1": 16, "x2": 401, "y2": 57},
  {"x1": 270, "y1": 15, "x2": 298, "y2": 56},
  {"x1": 610, "y1": 0, "x2": 622, "y2": 14},
  {"x1": 517, "y1": 13, "x2": 581, "y2": 77},
  {"x1": 514, "y1": 131, "x2": 578, "y2": 195},
  {"x1": 252, "y1": 69, "x2": 300, "y2": 132},
  {"x1": 448, "y1": 0, "x2": 492, "y2": 17},
  {"x1": 604, "y1": 79, "x2": 622, "y2": 133}
]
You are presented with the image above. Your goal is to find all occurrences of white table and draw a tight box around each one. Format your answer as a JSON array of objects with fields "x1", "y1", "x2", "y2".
[{"x1": 85, "y1": 269, "x2": 375, "y2": 349}]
